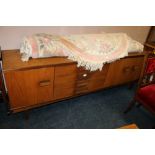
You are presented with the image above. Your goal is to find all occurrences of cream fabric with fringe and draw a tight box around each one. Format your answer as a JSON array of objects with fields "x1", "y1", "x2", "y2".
[{"x1": 20, "y1": 33, "x2": 144, "y2": 71}]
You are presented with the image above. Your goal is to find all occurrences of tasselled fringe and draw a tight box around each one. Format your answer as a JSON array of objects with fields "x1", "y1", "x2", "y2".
[{"x1": 67, "y1": 50, "x2": 129, "y2": 71}]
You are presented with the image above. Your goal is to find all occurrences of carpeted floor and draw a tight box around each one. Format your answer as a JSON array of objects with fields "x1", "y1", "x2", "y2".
[{"x1": 0, "y1": 84, "x2": 155, "y2": 129}]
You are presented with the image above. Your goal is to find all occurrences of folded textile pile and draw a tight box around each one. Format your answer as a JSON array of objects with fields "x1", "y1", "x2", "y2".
[{"x1": 20, "y1": 33, "x2": 143, "y2": 71}]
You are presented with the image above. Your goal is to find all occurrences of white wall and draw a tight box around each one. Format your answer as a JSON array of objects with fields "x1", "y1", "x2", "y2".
[{"x1": 0, "y1": 26, "x2": 150, "y2": 50}]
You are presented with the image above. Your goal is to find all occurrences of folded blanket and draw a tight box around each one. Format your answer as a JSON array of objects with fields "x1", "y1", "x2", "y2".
[{"x1": 20, "y1": 33, "x2": 144, "y2": 71}]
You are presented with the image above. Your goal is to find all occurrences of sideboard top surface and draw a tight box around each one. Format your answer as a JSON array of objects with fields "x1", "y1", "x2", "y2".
[
  {"x1": 2, "y1": 50, "x2": 76, "y2": 72},
  {"x1": 2, "y1": 49, "x2": 145, "y2": 72}
]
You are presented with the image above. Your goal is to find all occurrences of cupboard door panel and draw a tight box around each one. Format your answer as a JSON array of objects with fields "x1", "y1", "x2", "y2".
[
  {"x1": 5, "y1": 67, "x2": 54, "y2": 110},
  {"x1": 54, "y1": 84, "x2": 76, "y2": 99},
  {"x1": 88, "y1": 64, "x2": 109, "y2": 91},
  {"x1": 118, "y1": 57, "x2": 144, "y2": 84},
  {"x1": 104, "y1": 57, "x2": 144, "y2": 87},
  {"x1": 54, "y1": 64, "x2": 77, "y2": 100},
  {"x1": 36, "y1": 67, "x2": 54, "y2": 104}
]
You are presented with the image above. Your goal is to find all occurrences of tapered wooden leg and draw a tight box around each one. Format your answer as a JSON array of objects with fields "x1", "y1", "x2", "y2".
[{"x1": 124, "y1": 99, "x2": 136, "y2": 114}]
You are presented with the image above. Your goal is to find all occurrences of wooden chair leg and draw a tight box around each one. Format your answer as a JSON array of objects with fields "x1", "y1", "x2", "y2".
[{"x1": 124, "y1": 99, "x2": 136, "y2": 114}]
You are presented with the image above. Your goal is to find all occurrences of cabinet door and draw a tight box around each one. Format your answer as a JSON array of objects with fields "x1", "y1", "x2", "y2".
[
  {"x1": 88, "y1": 64, "x2": 109, "y2": 91},
  {"x1": 104, "y1": 56, "x2": 144, "y2": 87},
  {"x1": 5, "y1": 67, "x2": 54, "y2": 110},
  {"x1": 54, "y1": 64, "x2": 77, "y2": 100},
  {"x1": 118, "y1": 57, "x2": 144, "y2": 84}
]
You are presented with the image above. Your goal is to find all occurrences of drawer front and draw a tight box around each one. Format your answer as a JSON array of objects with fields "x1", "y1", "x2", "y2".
[
  {"x1": 75, "y1": 81, "x2": 89, "y2": 94},
  {"x1": 5, "y1": 67, "x2": 54, "y2": 110},
  {"x1": 54, "y1": 64, "x2": 77, "y2": 100},
  {"x1": 75, "y1": 64, "x2": 109, "y2": 94},
  {"x1": 75, "y1": 67, "x2": 91, "y2": 94},
  {"x1": 104, "y1": 56, "x2": 144, "y2": 87},
  {"x1": 77, "y1": 67, "x2": 91, "y2": 80}
]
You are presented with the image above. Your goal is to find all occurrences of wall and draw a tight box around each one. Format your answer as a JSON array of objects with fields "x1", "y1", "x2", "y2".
[{"x1": 0, "y1": 26, "x2": 150, "y2": 50}]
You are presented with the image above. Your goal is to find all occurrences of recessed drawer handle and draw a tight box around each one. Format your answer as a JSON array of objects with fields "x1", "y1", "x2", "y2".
[
  {"x1": 83, "y1": 73, "x2": 87, "y2": 77},
  {"x1": 132, "y1": 66, "x2": 139, "y2": 71},
  {"x1": 39, "y1": 80, "x2": 51, "y2": 87}
]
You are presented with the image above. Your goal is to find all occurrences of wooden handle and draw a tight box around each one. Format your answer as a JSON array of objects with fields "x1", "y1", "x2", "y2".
[{"x1": 39, "y1": 80, "x2": 50, "y2": 87}]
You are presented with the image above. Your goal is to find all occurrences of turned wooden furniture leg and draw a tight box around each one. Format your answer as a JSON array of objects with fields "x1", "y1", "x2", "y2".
[{"x1": 124, "y1": 99, "x2": 136, "y2": 113}]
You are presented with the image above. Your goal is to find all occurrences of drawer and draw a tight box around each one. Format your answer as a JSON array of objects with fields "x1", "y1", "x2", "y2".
[
  {"x1": 75, "y1": 67, "x2": 91, "y2": 94},
  {"x1": 75, "y1": 87, "x2": 89, "y2": 95},
  {"x1": 55, "y1": 64, "x2": 77, "y2": 77},
  {"x1": 77, "y1": 67, "x2": 91, "y2": 80},
  {"x1": 54, "y1": 64, "x2": 77, "y2": 85},
  {"x1": 54, "y1": 76, "x2": 76, "y2": 85},
  {"x1": 75, "y1": 64, "x2": 109, "y2": 93},
  {"x1": 76, "y1": 80, "x2": 89, "y2": 87},
  {"x1": 75, "y1": 80, "x2": 89, "y2": 95}
]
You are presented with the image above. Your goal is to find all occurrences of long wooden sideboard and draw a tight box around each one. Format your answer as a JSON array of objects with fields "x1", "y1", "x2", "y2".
[{"x1": 2, "y1": 50, "x2": 146, "y2": 113}]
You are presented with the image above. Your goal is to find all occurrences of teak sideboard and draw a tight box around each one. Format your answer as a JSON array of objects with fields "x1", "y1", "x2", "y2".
[{"x1": 2, "y1": 50, "x2": 146, "y2": 113}]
